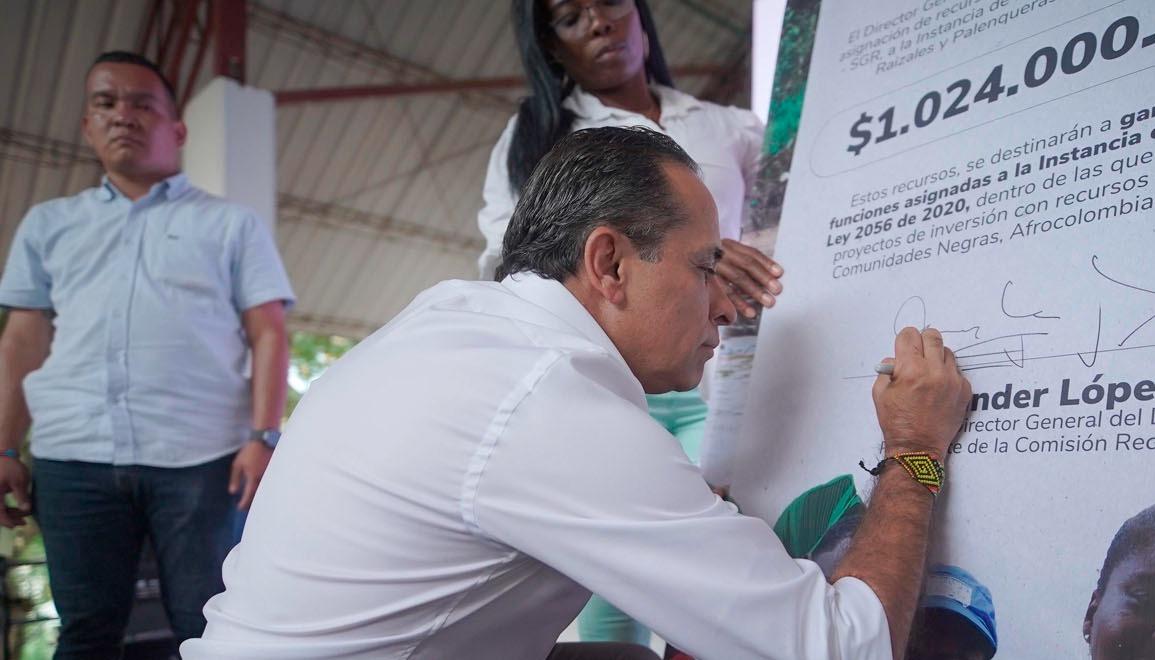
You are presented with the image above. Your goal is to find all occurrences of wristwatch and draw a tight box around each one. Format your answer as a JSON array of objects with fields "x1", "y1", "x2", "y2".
[{"x1": 250, "y1": 428, "x2": 281, "y2": 449}]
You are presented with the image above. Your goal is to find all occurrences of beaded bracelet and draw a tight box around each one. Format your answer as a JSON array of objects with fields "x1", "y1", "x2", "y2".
[{"x1": 859, "y1": 451, "x2": 945, "y2": 496}]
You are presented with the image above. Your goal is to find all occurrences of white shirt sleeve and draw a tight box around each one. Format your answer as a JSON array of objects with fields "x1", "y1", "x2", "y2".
[
  {"x1": 0, "y1": 206, "x2": 52, "y2": 309},
  {"x1": 476, "y1": 115, "x2": 520, "y2": 281},
  {"x1": 468, "y1": 350, "x2": 891, "y2": 660}
]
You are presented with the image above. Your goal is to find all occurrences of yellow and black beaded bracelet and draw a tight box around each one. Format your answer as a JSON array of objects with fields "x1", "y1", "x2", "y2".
[{"x1": 859, "y1": 451, "x2": 945, "y2": 496}]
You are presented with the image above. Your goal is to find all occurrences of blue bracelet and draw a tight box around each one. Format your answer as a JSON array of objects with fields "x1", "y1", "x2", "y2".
[{"x1": 0, "y1": 449, "x2": 20, "y2": 460}]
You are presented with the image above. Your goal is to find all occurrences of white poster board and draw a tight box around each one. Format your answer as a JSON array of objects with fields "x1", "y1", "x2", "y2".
[{"x1": 732, "y1": 1, "x2": 1155, "y2": 656}]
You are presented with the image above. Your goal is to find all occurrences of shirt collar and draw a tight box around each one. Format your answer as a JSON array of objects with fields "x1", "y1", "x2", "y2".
[
  {"x1": 500, "y1": 272, "x2": 631, "y2": 369},
  {"x1": 562, "y1": 84, "x2": 704, "y2": 122},
  {"x1": 98, "y1": 172, "x2": 190, "y2": 203}
]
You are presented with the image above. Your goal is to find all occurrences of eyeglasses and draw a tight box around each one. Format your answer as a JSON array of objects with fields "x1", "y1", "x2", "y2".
[{"x1": 549, "y1": 0, "x2": 636, "y2": 40}]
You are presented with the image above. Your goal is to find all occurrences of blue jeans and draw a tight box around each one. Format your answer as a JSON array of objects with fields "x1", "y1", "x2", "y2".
[{"x1": 33, "y1": 455, "x2": 239, "y2": 659}]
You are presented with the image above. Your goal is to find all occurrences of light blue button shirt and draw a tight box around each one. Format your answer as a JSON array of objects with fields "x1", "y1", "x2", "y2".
[{"x1": 0, "y1": 173, "x2": 295, "y2": 467}]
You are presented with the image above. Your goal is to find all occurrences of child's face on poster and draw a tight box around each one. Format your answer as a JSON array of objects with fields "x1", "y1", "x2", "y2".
[{"x1": 1085, "y1": 548, "x2": 1155, "y2": 660}]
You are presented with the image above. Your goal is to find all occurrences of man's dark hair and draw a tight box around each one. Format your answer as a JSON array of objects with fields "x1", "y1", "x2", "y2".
[
  {"x1": 496, "y1": 126, "x2": 700, "y2": 281},
  {"x1": 89, "y1": 51, "x2": 179, "y2": 115},
  {"x1": 1096, "y1": 503, "x2": 1155, "y2": 593}
]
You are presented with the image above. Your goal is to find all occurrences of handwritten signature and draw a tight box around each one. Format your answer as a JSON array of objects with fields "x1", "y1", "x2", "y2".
[{"x1": 851, "y1": 254, "x2": 1155, "y2": 378}]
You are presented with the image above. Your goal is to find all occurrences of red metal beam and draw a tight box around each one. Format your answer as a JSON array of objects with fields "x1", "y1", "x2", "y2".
[
  {"x1": 250, "y1": 4, "x2": 513, "y2": 111},
  {"x1": 213, "y1": 0, "x2": 247, "y2": 82},
  {"x1": 164, "y1": 0, "x2": 204, "y2": 88},
  {"x1": 158, "y1": 0, "x2": 182, "y2": 65},
  {"x1": 179, "y1": 11, "x2": 214, "y2": 111},
  {"x1": 276, "y1": 76, "x2": 525, "y2": 105},
  {"x1": 275, "y1": 64, "x2": 726, "y2": 106},
  {"x1": 136, "y1": 0, "x2": 164, "y2": 57}
]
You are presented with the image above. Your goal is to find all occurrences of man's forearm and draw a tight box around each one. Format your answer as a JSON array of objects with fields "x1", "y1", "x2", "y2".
[
  {"x1": 248, "y1": 328, "x2": 289, "y2": 431},
  {"x1": 831, "y1": 465, "x2": 935, "y2": 659},
  {"x1": 0, "y1": 312, "x2": 52, "y2": 450},
  {"x1": 0, "y1": 363, "x2": 33, "y2": 450},
  {"x1": 830, "y1": 327, "x2": 969, "y2": 658}
]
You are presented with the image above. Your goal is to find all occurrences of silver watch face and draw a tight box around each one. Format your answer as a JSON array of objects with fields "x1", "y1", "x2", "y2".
[{"x1": 253, "y1": 429, "x2": 281, "y2": 448}]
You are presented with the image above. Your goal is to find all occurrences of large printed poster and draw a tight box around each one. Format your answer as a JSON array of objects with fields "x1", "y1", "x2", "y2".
[{"x1": 730, "y1": 1, "x2": 1155, "y2": 656}]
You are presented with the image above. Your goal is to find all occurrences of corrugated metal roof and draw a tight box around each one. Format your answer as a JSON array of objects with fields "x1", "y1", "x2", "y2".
[{"x1": 0, "y1": 0, "x2": 754, "y2": 338}]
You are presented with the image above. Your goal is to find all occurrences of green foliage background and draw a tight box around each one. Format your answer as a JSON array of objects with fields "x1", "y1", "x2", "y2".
[
  {"x1": 286, "y1": 331, "x2": 357, "y2": 417},
  {"x1": 749, "y1": 0, "x2": 822, "y2": 236},
  {"x1": 766, "y1": 0, "x2": 821, "y2": 157}
]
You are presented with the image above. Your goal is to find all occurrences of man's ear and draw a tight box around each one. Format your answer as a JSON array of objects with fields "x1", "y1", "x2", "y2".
[
  {"x1": 1083, "y1": 589, "x2": 1100, "y2": 643},
  {"x1": 173, "y1": 120, "x2": 188, "y2": 149},
  {"x1": 581, "y1": 226, "x2": 630, "y2": 306}
]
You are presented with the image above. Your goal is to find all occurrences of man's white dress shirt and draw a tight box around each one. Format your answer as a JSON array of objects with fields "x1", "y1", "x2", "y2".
[
  {"x1": 477, "y1": 85, "x2": 764, "y2": 279},
  {"x1": 184, "y1": 274, "x2": 890, "y2": 660}
]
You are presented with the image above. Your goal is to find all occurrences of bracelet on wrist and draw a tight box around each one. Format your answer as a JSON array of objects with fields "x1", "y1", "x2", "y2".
[
  {"x1": 0, "y1": 448, "x2": 20, "y2": 461},
  {"x1": 859, "y1": 451, "x2": 945, "y2": 496}
]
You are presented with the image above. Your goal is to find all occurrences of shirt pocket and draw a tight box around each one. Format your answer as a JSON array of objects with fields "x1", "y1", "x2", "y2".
[{"x1": 153, "y1": 235, "x2": 228, "y2": 309}]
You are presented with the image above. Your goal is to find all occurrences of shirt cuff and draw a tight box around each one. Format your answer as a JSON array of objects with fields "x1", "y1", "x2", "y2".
[
  {"x1": 830, "y1": 575, "x2": 894, "y2": 659},
  {"x1": 238, "y1": 291, "x2": 296, "y2": 312},
  {"x1": 0, "y1": 291, "x2": 52, "y2": 310}
]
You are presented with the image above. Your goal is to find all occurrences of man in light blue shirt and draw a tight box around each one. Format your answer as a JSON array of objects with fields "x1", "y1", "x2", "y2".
[{"x1": 0, "y1": 51, "x2": 295, "y2": 657}]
